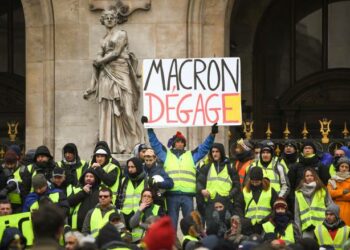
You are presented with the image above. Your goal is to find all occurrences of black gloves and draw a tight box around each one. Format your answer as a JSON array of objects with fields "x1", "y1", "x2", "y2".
[
  {"x1": 141, "y1": 116, "x2": 148, "y2": 124},
  {"x1": 211, "y1": 123, "x2": 219, "y2": 134}
]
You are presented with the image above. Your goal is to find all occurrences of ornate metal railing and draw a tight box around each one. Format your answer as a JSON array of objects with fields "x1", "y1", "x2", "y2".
[{"x1": 230, "y1": 118, "x2": 350, "y2": 155}]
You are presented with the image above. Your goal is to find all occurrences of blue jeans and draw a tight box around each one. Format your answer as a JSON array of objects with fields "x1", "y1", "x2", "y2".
[{"x1": 166, "y1": 194, "x2": 194, "y2": 230}]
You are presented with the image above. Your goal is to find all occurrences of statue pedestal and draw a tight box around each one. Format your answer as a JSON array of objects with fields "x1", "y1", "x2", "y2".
[{"x1": 112, "y1": 153, "x2": 134, "y2": 167}]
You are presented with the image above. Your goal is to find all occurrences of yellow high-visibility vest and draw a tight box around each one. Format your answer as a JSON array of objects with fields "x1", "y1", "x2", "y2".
[
  {"x1": 29, "y1": 192, "x2": 60, "y2": 211},
  {"x1": 164, "y1": 150, "x2": 196, "y2": 194},
  {"x1": 262, "y1": 221, "x2": 295, "y2": 244},
  {"x1": 295, "y1": 189, "x2": 326, "y2": 231},
  {"x1": 90, "y1": 208, "x2": 115, "y2": 238},
  {"x1": 314, "y1": 224, "x2": 350, "y2": 250},
  {"x1": 206, "y1": 163, "x2": 232, "y2": 200},
  {"x1": 243, "y1": 187, "x2": 272, "y2": 225},
  {"x1": 121, "y1": 179, "x2": 145, "y2": 215}
]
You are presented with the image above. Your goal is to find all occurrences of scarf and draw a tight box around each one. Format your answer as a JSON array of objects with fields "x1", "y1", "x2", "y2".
[
  {"x1": 328, "y1": 171, "x2": 350, "y2": 189},
  {"x1": 323, "y1": 218, "x2": 342, "y2": 230},
  {"x1": 274, "y1": 213, "x2": 290, "y2": 236},
  {"x1": 283, "y1": 152, "x2": 298, "y2": 164},
  {"x1": 300, "y1": 181, "x2": 317, "y2": 198}
]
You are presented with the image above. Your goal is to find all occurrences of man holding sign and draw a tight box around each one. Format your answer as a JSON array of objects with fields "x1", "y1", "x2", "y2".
[{"x1": 142, "y1": 116, "x2": 218, "y2": 229}]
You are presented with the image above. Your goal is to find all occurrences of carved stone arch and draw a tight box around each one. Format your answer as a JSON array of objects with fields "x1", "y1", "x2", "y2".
[
  {"x1": 186, "y1": 0, "x2": 235, "y2": 150},
  {"x1": 21, "y1": 0, "x2": 55, "y2": 151}
]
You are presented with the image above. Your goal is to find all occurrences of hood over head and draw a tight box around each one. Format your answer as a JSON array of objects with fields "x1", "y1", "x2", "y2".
[
  {"x1": 79, "y1": 168, "x2": 101, "y2": 186},
  {"x1": 34, "y1": 145, "x2": 53, "y2": 162}
]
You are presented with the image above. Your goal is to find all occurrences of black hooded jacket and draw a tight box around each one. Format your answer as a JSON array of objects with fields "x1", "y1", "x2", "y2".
[
  {"x1": 288, "y1": 153, "x2": 330, "y2": 189},
  {"x1": 58, "y1": 143, "x2": 88, "y2": 186},
  {"x1": 90, "y1": 144, "x2": 122, "y2": 188},
  {"x1": 21, "y1": 145, "x2": 56, "y2": 196},
  {"x1": 197, "y1": 143, "x2": 240, "y2": 198},
  {"x1": 67, "y1": 168, "x2": 101, "y2": 231}
]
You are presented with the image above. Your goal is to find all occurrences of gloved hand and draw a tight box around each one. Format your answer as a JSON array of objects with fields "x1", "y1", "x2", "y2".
[
  {"x1": 211, "y1": 123, "x2": 219, "y2": 134},
  {"x1": 141, "y1": 116, "x2": 148, "y2": 124}
]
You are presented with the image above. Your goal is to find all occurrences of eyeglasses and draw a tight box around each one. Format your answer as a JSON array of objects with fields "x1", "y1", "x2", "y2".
[
  {"x1": 99, "y1": 195, "x2": 110, "y2": 198},
  {"x1": 142, "y1": 194, "x2": 152, "y2": 198}
]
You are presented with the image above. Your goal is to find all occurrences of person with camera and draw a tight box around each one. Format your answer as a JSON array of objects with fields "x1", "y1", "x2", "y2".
[
  {"x1": 143, "y1": 148, "x2": 174, "y2": 210},
  {"x1": 141, "y1": 116, "x2": 218, "y2": 230}
]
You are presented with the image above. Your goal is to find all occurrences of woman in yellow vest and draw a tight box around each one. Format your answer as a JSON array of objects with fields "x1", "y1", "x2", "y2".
[
  {"x1": 314, "y1": 204, "x2": 350, "y2": 250},
  {"x1": 295, "y1": 168, "x2": 333, "y2": 238},
  {"x1": 242, "y1": 167, "x2": 277, "y2": 235},
  {"x1": 262, "y1": 198, "x2": 301, "y2": 244},
  {"x1": 129, "y1": 188, "x2": 164, "y2": 243}
]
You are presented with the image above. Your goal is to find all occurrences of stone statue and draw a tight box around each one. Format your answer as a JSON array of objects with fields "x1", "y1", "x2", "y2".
[{"x1": 84, "y1": 8, "x2": 143, "y2": 154}]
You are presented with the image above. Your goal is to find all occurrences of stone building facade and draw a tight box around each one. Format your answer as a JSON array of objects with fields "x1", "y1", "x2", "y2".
[{"x1": 2, "y1": 0, "x2": 349, "y2": 159}]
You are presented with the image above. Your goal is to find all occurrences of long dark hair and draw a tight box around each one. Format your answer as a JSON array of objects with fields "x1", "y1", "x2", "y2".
[{"x1": 296, "y1": 168, "x2": 325, "y2": 193}]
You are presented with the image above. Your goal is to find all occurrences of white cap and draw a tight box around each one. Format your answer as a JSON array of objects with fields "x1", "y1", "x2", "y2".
[{"x1": 95, "y1": 149, "x2": 108, "y2": 155}]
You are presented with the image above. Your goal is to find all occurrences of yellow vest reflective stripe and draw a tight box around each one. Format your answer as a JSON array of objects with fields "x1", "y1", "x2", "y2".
[
  {"x1": 329, "y1": 164, "x2": 336, "y2": 177},
  {"x1": 8, "y1": 168, "x2": 22, "y2": 204},
  {"x1": 102, "y1": 163, "x2": 121, "y2": 203},
  {"x1": 164, "y1": 150, "x2": 196, "y2": 193},
  {"x1": 253, "y1": 159, "x2": 280, "y2": 192},
  {"x1": 262, "y1": 221, "x2": 295, "y2": 244},
  {"x1": 278, "y1": 158, "x2": 289, "y2": 174},
  {"x1": 182, "y1": 235, "x2": 199, "y2": 246},
  {"x1": 243, "y1": 187, "x2": 272, "y2": 225},
  {"x1": 27, "y1": 164, "x2": 37, "y2": 193},
  {"x1": 206, "y1": 163, "x2": 232, "y2": 200},
  {"x1": 57, "y1": 160, "x2": 86, "y2": 180},
  {"x1": 295, "y1": 189, "x2": 326, "y2": 231},
  {"x1": 68, "y1": 186, "x2": 84, "y2": 229},
  {"x1": 131, "y1": 205, "x2": 160, "y2": 242},
  {"x1": 30, "y1": 192, "x2": 60, "y2": 211},
  {"x1": 314, "y1": 224, "x2": 349, "y2": 250},
  {"x1": 121, "y1": 179, "x2": 145, "y2": 215},
  {"x1": 90, "y1": 208, "x2": 115, "y2": 238}
]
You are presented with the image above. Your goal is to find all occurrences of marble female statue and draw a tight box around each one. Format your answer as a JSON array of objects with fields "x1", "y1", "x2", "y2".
[{"x1": 84, "y1": 8, "x2": 143, "y2": 153}]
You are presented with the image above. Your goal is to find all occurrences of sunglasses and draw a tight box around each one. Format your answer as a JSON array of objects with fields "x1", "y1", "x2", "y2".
[{"x1": 99, "y1": 195, "x2": 110, "y2": 198}]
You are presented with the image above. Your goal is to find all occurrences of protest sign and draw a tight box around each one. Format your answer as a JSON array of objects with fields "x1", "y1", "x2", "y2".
[
  {"x1": 0, "y1": 212, "x2": 34, "y2": 246},
  {"x1": 143, "y1": 57, "x2": 242, "y2": 128}
]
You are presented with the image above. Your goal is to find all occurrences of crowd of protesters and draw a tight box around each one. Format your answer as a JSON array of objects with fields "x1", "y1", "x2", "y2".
[{"x1": 1, "y1": 118, "x2": 350, "y2": 250}]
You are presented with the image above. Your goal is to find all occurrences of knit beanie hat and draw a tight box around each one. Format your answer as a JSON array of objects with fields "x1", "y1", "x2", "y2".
[
  {"x1": 273, "y1": 198, "x2": 288, "y2": 210},
  {"x1": 336, "y1": 157, "x2": 350, "y2": 168},
  {"x1": 301, "y1": 140, "x2": 317, "y2": 153},
  {"x1": 284, "y1": 139, "x2": 298, "y2": 150},
  {"x1": 249, "y1": 167, "x2": 263, "y2": 181},
  {"x1": 167, "y1": 131, "x2": 186, "y2": 148},
  {"x1": 143, "y1": 216, "x2": 176, "y2": 250},
  {"x1": 326, "y1": 204, "x2": 340, "y2": 218},
  {"x1": 32, "y1": 174, "x2": 48, "y2": 190},
  {"x1": 4, "y1": 150, "x2": 18, "y2": 164},
  {"x1": 9, "y1": 145, "x2": 21, "y2": 157}
]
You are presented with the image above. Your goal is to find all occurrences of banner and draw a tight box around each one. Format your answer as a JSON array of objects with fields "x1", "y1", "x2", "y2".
[
  {"x1": 142, "y1": 57, "x2": 242, "y2": 128},
  {"x1": 0, "y1": 212, "x2": 34, "y2": 246}
]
